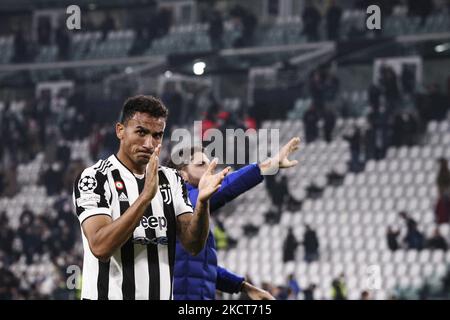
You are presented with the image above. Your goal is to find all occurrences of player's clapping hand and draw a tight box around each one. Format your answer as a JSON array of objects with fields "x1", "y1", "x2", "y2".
[
  {"x1": 143, "y1": 144, "x2": 161, "y2": 201},
  {"x1": 197, "y1": 158, "x2": 230, "y2": 203}
]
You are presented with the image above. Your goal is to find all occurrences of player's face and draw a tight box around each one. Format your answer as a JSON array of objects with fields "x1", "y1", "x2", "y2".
[
  {"x1": 117, "y1": 112, "x2": 165, "y2": 167},
  {"x1": 182, "y1": 151, "x2": 210, "y2": 187}
]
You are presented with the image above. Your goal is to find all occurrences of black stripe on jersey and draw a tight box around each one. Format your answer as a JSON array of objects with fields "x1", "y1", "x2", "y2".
[
  {"x1": 73, "y1": 172, "x2": 83, "y2": 216},
  {"x1": 97, "y1": 260, "x2": 110, "y2": 300},
  {"x1": 158, "y1": 171, "x2": 177, "y2": 299},
  {"x1": 111, "y1": 169, "x2": 135, "y2": 300},
  {"x1": 174, "y1": 170, "x2": 193, "y2": 209},
  {"x1": 136, "y1": 178, "x2": 160, "y2": 300}
]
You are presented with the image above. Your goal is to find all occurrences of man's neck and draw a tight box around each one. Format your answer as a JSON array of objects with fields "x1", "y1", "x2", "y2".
[{"x1": 116, "y1": 149, "x2": 145, "y2": 175}]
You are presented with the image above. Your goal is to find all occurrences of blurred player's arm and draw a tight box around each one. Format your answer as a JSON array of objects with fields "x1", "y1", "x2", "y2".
[
  {"x1": 81, "y1": 147, "x2": 160, "y2": 262},
  {"x1": 216, "y1": 266, "x2": 275, "y2": 300},
  {"x1": 176, "y1": 159, "x2": 230, "y2": 255}
]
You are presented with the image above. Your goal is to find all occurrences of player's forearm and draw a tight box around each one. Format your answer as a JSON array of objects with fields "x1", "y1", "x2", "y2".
[
  {"x1": 91, "y1": 195, "x2": 150, "y2": 261},
  {"x1": 185, "y1": 200, "x2": 210, "y2": 255}
]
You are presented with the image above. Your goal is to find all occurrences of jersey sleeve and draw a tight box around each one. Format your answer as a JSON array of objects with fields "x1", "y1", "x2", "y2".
[
  {"x1": 171, "y1": 169, "x2": 193, "y2": 217},
  {"x1": 73, "y1": 168, "x2": 112, "y2": 224}
]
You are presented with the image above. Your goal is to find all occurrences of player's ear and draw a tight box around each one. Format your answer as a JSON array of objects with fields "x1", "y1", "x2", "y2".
[
  {"x1": 179, "y1": 168, "x2": 189, "y2": 183},
  {"x1": 116, "y1": 122, "x2": 124, "y2": 140}
]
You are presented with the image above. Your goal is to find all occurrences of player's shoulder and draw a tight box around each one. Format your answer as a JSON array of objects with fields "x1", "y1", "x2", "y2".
[
  {"x1": 76, "y1": 157, "x2": 114, "y2": 181},
  {"x1": 159, "y1": 165, "x2": 183, "y2": 184}
]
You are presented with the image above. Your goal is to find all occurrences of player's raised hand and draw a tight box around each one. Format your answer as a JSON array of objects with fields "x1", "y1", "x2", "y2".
[
  {"x1": 197, "y1": 158, "x2": 230, "y2": 203},
  {"x1": 278, "y1": 136, "x2": 300, "y2": 168},
  {"x1": 259, "y1": 137, "x2": 300, "y2": 175},
  {"x1": 143, "y1": 144, "x2": 161, "y2": 201}
]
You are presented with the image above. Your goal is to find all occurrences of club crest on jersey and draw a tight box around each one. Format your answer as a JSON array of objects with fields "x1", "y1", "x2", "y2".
[{"x1": 160, "y1": 183, "x2": 172, "y2": 205}]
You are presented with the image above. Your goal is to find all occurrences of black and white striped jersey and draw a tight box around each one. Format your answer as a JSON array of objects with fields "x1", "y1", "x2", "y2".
[{"x1": 73, "y1": 154, "x2": 193, "y2": 300}]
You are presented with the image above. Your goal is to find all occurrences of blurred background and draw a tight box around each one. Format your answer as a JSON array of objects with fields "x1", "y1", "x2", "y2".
[{"x1": 0, "y1": 0, "x2": 450, "y2": 300}]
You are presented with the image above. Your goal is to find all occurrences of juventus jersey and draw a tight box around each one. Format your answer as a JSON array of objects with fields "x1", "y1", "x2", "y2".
[{"x1": 73, "y1": 154, "x2": 193, "y2": 300}]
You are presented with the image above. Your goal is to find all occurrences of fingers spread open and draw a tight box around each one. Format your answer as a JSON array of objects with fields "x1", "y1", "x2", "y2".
[{"x1": 206, "y1": 157, "x2": 218, "y2": 174}]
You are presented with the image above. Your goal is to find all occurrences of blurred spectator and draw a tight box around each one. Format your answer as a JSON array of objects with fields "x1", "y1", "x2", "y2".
[
  {"x1": 213, "y1": 216, "x2": 237, "y2": 250},
  {"x1": 323, "y1": 109, "x2": 336, "y2": 142},
  {"x1": 208, "y1": 10, "x2": 224, "y2": 50},
  {"x1": 303, "y1": 106, "x2": 320, "y2": 143},
  {"x1": 344, "y1": 126, "x2": 363, "y2": 172},
  {"x1": 407, "y1": 0, "x2": 433, "y2": 26},
  {"x1": 101, "y1": 13, "x2": 116, "y2": 41},
  {"x1": 368, "y1": 84, "x2": 381, "y2": 110},
  {"x1": 55, "y1": 24, "x2": 71, "y2": 60},
  {"x1": 379, "y1": 65, "x2": 400, "y2": 112},
  {"x1": 401, "y1": 64, "x2": 417, "y2": 94},
  {"x1": 435, "y1": 158, "x2": 450, "y2": 224},
  {"x1": 366, "y1": 106, "x2": 390, "y2": 160},
  {"x1": 426, "y1": 227, "x2": 448, "y2": 251},
  {"x1": 13, "y1": 28, "x2": 28, "y2": 63},
  {"x1": 303, "y1": 283, "x2": 316, "y2": 300},
  {"x1": 37, "y1": 16, "x2": 52, "y2": 46},
  {"x1": 302, "y1": 225, "x2": 320, "y2": 263},
  {"x1": 302, "y1": 1, "x2": 322, "y2": 42},
  {"x1": 399, "y1": 211, "x2": 425, "y2": 250},
  {"x1": 391, "y1": 111, "x2": 419, "y2": 147},
  {"x1": 360, "y1": 290, "x2": 371, "y2": 300},
  {"x1": 331, "y1": 274, "x2": 347, "y2": 300},
  {"x1": 282, "y1": 227, "x2": 299, "y2": 263},
  {"x1": 387, "y1": 226, "x2": 400, "y2": 251},
  {"x1": 287, "y1": 274, "x2": 301, "y2": 299},
  {"x1": 41, "y1": 162, "x2": 64, "y2": 196},
  {"x1": 326, "y1": 0, "x2": 342, "y2": 41},
  {"x1": 161, "y1": 82, "x2": 184, "y2": 131},
  {"x1": 229, "y1": 5, "x2": 258, "y2": 47}
]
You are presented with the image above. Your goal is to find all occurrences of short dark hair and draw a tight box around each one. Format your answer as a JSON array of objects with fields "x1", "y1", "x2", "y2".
[
  {"x1": 120, "y1": 95, "x2": 168, "y2": 124},
  {"x1": 166, "y1": 145, "x2": 205, "y2": 171}
]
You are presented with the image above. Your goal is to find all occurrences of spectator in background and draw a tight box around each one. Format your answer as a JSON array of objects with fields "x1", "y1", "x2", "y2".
[
  {"x1": 303, "y1": 225, "x2": 320, "y2": 263},
  {"x1": 426, "y1": 227, "x2": 448, "y2": 251},
  {"x1": 208, "y1": 10, "x2": 224, "y2": 50},
  {"x1": 13, "y1": 28, "x2": 27, "y2": 63},
  {"x1": 101, "y1": 13, "x2": 116, "y2": 41},
  {"x1": 303, "y1": 105, "x2": 320, "y2": 143},
  {"x1": 379, "y1": 65, "x2": 400, "y2": 113},
  {"x1": 400, "y1": 211, "x2": 425, "y2": 250},
  {"x1": 302, "y1": 1, "x2": 322, "y2": 42},
  {"x1": 55, "y1": 22, "x2": 71, "y2": 60},
  {"x1": 161, "y1": 82, "x2": 183, "y2": 131},
  {"x1": 368, "y1": 84, "x2": 381, "y2": 110},
  {"x1": 229, "y1": 5, "x2": 258, "y2": 48},
  {"x1": 326, "y1": 0, "x2": 342, "y2": 41},
  {"x1": 323, "y1": 109, "x2": 336, "y2": 142},
  {"x1": 283, "y1": 227, "x2": 299, "y2": 263},
  {"x1": 407, "y1": 0, "x2": 433, "y2": 27},
  {"x1": 331, "y1": 274, "x2": 348, "y2": 300},
  {"x1": 387, "y1": 226, "x2": 400, "y2": 251},
  {"x1": 360, "y1": 290, "x2": 371, "y2": 300},
  {"x1": 344, "y1": 126, "x2": 363, "y2": 172},
  {"x1": 391, "y1": 111, "x2": 419, "y2": 147},
  {"x1": 435, "y1": 158, "x2": 450, "y2": 224},
  {"x1": 303, "y1": 283, "x2": 316, "y2": 300},
  {"x1": 287, "y1": 274, "x2": 301, "y2": 299}
]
